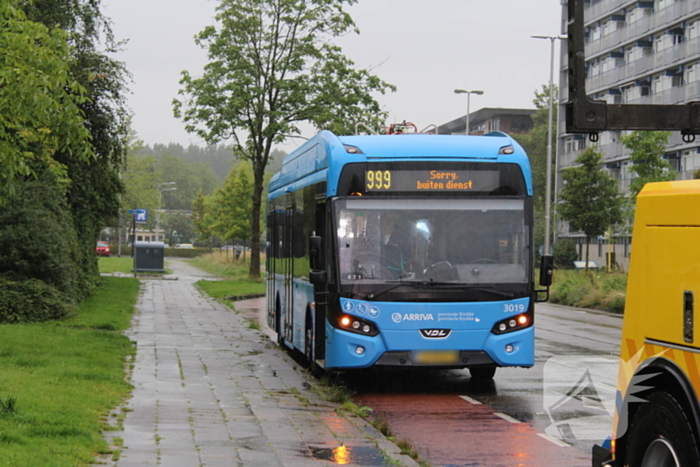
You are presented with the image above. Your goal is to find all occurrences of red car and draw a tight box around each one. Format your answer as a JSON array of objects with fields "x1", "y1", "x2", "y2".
[{"x1": 96, "y1": 241, "x2": 110, "y2": 257}]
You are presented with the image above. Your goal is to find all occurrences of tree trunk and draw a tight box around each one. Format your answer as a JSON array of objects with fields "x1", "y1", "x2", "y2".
[
  {"x1": 585, "y1": 237, "x2": 591, "y2": 278},
  {"x1": 248, "y1": 166, "x2": 265, "y2": 279}
]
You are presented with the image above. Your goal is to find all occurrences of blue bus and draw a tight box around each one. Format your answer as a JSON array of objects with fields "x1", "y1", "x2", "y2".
[{"x1": 266, "y1": 129, "x2": 552, "y2": 378}]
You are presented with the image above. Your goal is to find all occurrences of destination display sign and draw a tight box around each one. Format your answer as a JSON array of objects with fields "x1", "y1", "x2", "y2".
[{"x1": 364, "y1": 169, "x2": 499, "y2": 192}]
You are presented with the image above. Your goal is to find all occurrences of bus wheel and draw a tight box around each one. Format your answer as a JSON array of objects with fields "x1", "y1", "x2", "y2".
[
  {"x1": 469, "y1": 366, "x2": 496, "y2": 379},
  {"x1": 305, "y1": 324, "x2": 321, "y2": 377},
  {"x1": 626, "y1": 391, "x2": 700, "y2": 467},
  {"x1": 275, "y1": 301, "x2": 283, "y2": 346}
]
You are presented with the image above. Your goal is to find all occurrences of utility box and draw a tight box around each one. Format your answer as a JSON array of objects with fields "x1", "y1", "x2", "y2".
[{"x1": 133, "y1": 241, "x2": 165, "y2": 273}]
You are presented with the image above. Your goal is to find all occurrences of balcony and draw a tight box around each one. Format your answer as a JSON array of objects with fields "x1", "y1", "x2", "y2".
[
  {"x1": 584, "y1": 0, "x2": 700, "y2": 59},
  {"x1": 585, "y1": 38, "x2": 700, "y2": 94}
]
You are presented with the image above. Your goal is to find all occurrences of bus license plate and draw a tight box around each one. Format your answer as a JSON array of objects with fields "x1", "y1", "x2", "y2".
[{"x1": 413, "y1": 350, "x2": 459, "y2": 365}]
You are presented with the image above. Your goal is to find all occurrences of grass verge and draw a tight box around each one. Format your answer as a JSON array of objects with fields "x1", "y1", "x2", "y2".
[
  {"x1": 0, "y1": 276, "x2": 140, "y2": 466},
  {"x1": 98, "y1": 256, "x2": 133, "y2": 274},
  {"x1": 196, "y1": 279, "x2": 265, "y2": 299},
  {"x1": 192, "y1": 252, "x2": 265, "y2": 298},
  {"x1": 549, "y1": 269, "x2": 627, "y2": 313}
]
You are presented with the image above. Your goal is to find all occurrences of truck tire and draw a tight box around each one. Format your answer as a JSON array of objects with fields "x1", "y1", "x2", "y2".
[{"x1": 626, "y1": 391, "x2": 700, "y2": 467}]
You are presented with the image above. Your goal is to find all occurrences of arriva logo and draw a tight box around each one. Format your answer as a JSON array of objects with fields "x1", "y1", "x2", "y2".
[{"x1": 392, "y1": 313, "x2": 435, "y2": 323}]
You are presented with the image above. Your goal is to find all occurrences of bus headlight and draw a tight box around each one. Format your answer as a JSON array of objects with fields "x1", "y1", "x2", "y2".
[
  {"x1": 492, "y1": 313, "x2": 532, "y2": 335},
  {"x1": 337, "y1": 314, "x2": 379, "y2": 336}
]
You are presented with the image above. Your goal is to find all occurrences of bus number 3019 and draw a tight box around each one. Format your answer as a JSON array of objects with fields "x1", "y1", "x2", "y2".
[
  {"x1": 366, "y1": 170, "x2": 391, "y2": 190},
  {"x1": 504, "y1": 304, "x2": 526, "y2": 313}
]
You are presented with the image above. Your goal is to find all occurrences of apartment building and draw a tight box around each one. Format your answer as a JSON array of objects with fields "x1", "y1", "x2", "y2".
[
  {"x1": 557, "y1": 0, "x2": 700, "y2": 269},
  {"x1": 438, "y1": 108, "x2": 536, "y2": 135}
]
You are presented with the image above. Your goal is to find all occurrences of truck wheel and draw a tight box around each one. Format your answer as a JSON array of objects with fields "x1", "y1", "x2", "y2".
[
  {"x1": 469, "y1": 366, "x2": 496, "y2": 379},
  {"x1": 626, "y1": 391, "x2": 700, "y2": 467}
]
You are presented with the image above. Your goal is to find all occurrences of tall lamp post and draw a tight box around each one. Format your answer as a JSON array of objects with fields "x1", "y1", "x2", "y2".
[
  {"x1": 454, "y1": 89, "x2": 484, "y2": 135},
  {"x1": 157, "y1": 182, "x2": 176, "y2": 242},
  {"x1": 531, "y1": 34, "x2": 565, "y2": 257}
]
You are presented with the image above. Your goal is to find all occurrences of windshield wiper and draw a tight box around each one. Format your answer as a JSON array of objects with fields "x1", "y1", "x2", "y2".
[
  {"x1": 363, "y1": 280, "x2": 424, "y2": 299},
  {"x1": 407, "y1": 282, "x2": 516, "y2": 298},
  {"x1": 360, "y1": 281, "x2": 515, "y2": 299}
]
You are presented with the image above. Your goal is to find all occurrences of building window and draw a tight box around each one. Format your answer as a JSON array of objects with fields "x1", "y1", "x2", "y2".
[
  {"x1": 686, "y1": 63, "x2": 698, "y2": 84},
  {"x1": 689, "y1": 21, "x2": 699, "y2": 40}
]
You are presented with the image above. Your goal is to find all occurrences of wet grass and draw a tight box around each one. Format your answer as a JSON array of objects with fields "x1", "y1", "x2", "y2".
[
  {"x1": 0, "y1": 276, "x2": 139, "y2": 466},
  {"x1": 196, "y1": 279, "x2": 265, "y2": 299},
  {"x1": 192, "y1": 252, "x2": 265, "y2": 298},
  {"x1": 550, "y1": 269, "x2": 627, "y2": 313},
  {"x1": 98, "y1": 256, "x2": 133, "y2": 274}
]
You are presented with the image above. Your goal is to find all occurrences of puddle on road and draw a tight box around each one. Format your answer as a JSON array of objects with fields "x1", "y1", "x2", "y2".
[{"x1": 310, "y1": 445, "x2": 387, "y2": 466}]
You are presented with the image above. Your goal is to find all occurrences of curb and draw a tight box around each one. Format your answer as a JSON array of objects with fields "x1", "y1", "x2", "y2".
[{"x1": 226, "y1": 293, "x2": 266, "y2": 301}]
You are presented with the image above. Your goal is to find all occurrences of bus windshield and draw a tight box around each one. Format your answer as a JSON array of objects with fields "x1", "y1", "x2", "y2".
[{"x1": 334, "y1": 197, "x2": 529, "y2": 285}]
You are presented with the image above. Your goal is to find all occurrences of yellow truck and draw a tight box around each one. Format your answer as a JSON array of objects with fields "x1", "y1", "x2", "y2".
[{"x1": 594, "y1": 179, "x2": 700, "y2": 467}]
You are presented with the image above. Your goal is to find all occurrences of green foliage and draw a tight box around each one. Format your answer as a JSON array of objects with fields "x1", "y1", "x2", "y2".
[
  {"x1": 174, "y1": 0, "x2": 395, "y2": 279},
  {"x1": 553, "y1": 238, "x2": 578, "y2": 269},
  {"x1": 513, "y1": 84, "x2": 557, "y2": 215},
  {"x1": 211, "y1": 162, "x2": 254, "y2": 244},
  {"x1": 0, "y1": 176, "x2": 86, "y2": 299},
  {"x1": 621, "y1": 131, "x2": 674, "y2": 200},
  {"x1": 695, "y1": 167, "x2": 700, "y2": 179},
  {"x1": 0, "y1": 277, "x2": 70, "y2": 323},
  {"x1": 558, "y1": 148, "x2": 623, "y2": 266},
  {"x1": 550, "y1": 269, "x2": 626, "y2": 313},
  {"x1": 0, "y1": 1, "x2": 94, "y2": 201}
]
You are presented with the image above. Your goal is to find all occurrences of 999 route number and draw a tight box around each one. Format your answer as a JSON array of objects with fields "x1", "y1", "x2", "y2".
[{"x1": 366, "y1": 170, "x2": 391, "y2": 190}]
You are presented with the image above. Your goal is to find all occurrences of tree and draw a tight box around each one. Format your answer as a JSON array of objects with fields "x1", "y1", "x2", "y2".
[
  {"x1": 211, "y1": 163, "x2": 254, "y2": 249},
  {"x1": 0, "y1": 2, "x2": 93, "y2": 202},
  {"x1": 558, "y1": 148, "x2": 623, "y2": 272},
  {"x1": 173, "y1": 0, "x2": 395, "y2": 278},
  {"x1": 514, "y1": 84, "x2": 558, "y2": 214},
  {"x1": 621, "y1": 130, "x2": 674, "y2": 199},
  {"x1": 21, "y1": 0, "x2": 131, "y2": 293}
]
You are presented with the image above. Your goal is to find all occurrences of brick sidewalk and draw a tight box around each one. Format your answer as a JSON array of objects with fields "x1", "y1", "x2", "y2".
[{"x1": 100, "y1": 259, "x2": 417, "y2": 467}]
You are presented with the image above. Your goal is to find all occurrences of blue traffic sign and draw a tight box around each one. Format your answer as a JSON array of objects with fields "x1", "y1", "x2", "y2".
[{"x1": 130, "y1": 208, "x2": 148, "y2": 223}]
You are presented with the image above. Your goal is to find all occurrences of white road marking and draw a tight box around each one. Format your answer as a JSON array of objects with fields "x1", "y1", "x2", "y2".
[
  {"x1": 537, "y1": 433, "x2": 571, "y2": 447},
  {"x1": 494, "y1": 412, "x2": 521, "y2": 424},
  {"x1": 459, "y1": 395, "x2": 482, "y2": 405}
]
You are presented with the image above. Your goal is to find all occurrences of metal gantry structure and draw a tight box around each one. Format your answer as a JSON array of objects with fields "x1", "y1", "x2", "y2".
[{"x1": 565, "y1": 0, "x2": 700, "y2": 141}]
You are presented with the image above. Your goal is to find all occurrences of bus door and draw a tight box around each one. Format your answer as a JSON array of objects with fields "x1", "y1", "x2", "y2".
[{"x1": 283, "y1": 200, "x2": 294, "y2": 343}]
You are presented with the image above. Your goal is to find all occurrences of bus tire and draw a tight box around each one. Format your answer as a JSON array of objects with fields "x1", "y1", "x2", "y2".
[
  {"x1": 469, "y1": 366, "x2": 496, "y2": 379},
  {"x1": 626, "y1": 391, "x2": 700, "y2": 467},
  {"x1": 275, "y1": 299, "x2": 284, "y2": 346}
]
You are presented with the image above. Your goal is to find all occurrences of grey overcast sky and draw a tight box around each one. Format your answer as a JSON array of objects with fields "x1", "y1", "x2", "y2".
[{"x1": 104, "y1": 0, "x2": 564, "y2": 152}]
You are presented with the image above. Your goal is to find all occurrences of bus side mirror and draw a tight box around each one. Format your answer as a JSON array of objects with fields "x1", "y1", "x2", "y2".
[
  {"x1": 309, "y1": 235, "x2": 322, "y2": 270},
  {"x1": 539, "y1": 255, "x2": 554, "y2": 287}
]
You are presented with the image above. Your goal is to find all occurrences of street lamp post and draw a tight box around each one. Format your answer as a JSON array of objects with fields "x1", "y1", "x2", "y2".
[
  {"x1": 454, "y1": 89, "x2": 484, "y2": 135},
  {"x1": 531, "y1": 35, "x2": 566, "y2": 257},
  {"x1": 157, "y1": 182, "x2": 176, "y2": 242}
]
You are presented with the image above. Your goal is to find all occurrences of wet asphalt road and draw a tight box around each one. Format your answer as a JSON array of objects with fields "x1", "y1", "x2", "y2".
[
  {"x1": 347, "y1": 302, "x2": 623, "y2": 467},
  {"x1": 236, "y1": 278, "x2": 624, "y2": 466}
]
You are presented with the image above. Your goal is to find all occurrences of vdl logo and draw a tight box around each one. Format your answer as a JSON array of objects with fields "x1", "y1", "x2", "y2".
[{"x1": 419, "y1": 329, "x2": 452, "y2": 339}]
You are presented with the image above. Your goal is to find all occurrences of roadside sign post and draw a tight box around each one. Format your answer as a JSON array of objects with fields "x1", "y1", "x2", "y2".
[{"x1": 127, "y1": 209, "x2": 148, "y2": 257}]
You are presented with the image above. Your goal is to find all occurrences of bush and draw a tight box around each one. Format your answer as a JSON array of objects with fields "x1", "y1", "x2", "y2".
[
  {"x1": 553, "y1": 238, "x2": 578, "y2": 269},
  {"x1": 0, "y1": 277, "x2": 71, "y2": 323},
  {"x1": 0, "y1": 178, "x2": 83, "y2": 298},
  {"x1": 550, "y1": 269, "x2": 626, "y2": 313}
]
